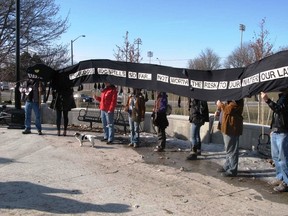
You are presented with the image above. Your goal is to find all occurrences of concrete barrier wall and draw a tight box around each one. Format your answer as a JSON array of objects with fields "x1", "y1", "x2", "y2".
[{"x1": 40, "y1": 104, "x2": 270, "y2": 150}]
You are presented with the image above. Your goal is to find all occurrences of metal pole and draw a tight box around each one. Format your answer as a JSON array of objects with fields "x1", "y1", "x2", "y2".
[
  {"x1": 239, "y1": 24, "x2": 245, "y2": 50},
  {"x1": 147, "y1": 51, "x2": 153, "y2": 64},
  {"x1": 15, "y1": 0, "x2": 21, "y2": 109},
  {"x1": 156, "y1": 58, "x2": 161, "y2": 65},
  {"x1": 71, "y1": 40, "x2": 74, "y2": 65},
  {"x1": 71, "y1": 35, "x2": 86, "y2": 66}
]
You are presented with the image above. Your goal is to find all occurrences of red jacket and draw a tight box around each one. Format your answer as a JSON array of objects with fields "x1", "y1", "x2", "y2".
[{"x1": 95, "y1": 85, "x2": 117, "y2": 112}]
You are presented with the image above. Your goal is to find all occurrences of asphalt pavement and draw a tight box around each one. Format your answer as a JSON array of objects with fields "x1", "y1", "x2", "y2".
[{"x1": 0, "y1": 124, "x2": 288, "y2": 216}]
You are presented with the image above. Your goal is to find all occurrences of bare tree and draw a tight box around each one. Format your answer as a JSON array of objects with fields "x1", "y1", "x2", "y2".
[
  {"x1": 38, "y1": 44, "x2": 70, "y2": 69},
  {"x1": 188, "y1": 48, "x2": 221, "y2": 70},
  {"x1": 224, "y1": 42, "x2": 256, "y2": 68},
  {"x1": 250, "y1": 18, "x2": 274, "y2": 61},
  {"x1": 114, "y1": 31, "x2": 142, "y2": 63},
  {"x1": 0, "y1": 0, "x2": 69, "y2": 80},
  {"x1": 247, "y1": 18, "x2": 274, "y2": 124}
]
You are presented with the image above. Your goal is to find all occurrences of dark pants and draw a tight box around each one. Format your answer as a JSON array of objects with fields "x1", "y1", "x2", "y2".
[
  {"x1": 56, "y1": 110, "x2": 69, "y2": 131},
  {"x1": 157, "y1": 127, "x2": 166, "y2": 149}
]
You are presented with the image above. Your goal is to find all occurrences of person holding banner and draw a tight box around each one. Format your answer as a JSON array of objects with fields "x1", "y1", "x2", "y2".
[
  {"x1": 21, "y1": 79, "x2": 43, "y2": 135},
  {"x1": 94, "y1": 82, "x2": 118, "y2": 144},
  {"x1": 261, "y1": 90, "x2": 288, "y2": 192},
  {"x1": 50, "y1": 87, "x2": 76, "y2": 136},
  {"x1": 186, "y1": 98, "x2": 209, "y2": 160},
  {"x1": 124, "y1": 88, "x2": 146, "y2": 148},
  {"x1": 216, "y1": 99, "x2": 244, "y2": 177},
  {"x1": 152, "y1": 91, "x2": 169, "y2": 152}
]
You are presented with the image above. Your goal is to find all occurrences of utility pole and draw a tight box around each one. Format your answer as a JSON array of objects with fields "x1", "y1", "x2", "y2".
[{"x1": 239, "y1": 24, "x2": 251, "y2": 123}]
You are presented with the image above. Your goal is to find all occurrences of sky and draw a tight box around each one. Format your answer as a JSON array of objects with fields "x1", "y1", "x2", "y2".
[{"x1": 54, "y1": 0, "x2": 288, "y2": 68}]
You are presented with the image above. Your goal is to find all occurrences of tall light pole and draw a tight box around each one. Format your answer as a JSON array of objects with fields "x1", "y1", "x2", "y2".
[
  {"x1": 239, "y1": 24, "x2": 245, "y2": 50},
  {"x1": 147, "y1": 51, "x2": 153, "y2": 64},
  {"x1": 71, "y1": 35, "x2": 85, "y2": 65},
  {"x1": 135, "y1": 38, "x2": 142, "y2": 63}
]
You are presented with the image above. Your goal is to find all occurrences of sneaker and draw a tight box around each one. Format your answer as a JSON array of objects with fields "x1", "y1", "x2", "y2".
[
  {"x1": 186, "y1": 153, "x2": 197, "y2": 160},
  {"x1": 273, "y1": 182, "x2": 288, "y2": 192},
  {"x1": 133, "y1": 143, "x2": 139, "y2": 148},
  {"x1": 128, "y1": 143, "x2": 133, "y2": 147},
  {"x1": 106, "y1": 141, "x2": 113, "y2": 145},
  {"x1": 38, "y1": 131, "x2": 43, "y2": 135},
  {"x1": 268, "y1": 179, "x2": 283, "y2": 186},
  {"x1": 22, "y1": 130, "x2": 31, "y2": 134},
  {"x1": 154, "y1": 146, "x2": 164, "y2": 152},
  {"x1": 101, "y1": 138, "x2": 108, "y2": 142}
]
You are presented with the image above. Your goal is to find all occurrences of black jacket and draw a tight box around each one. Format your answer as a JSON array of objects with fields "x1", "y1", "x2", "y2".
[
  {"x1": 53, "y1": 88, "x2": 76, "y2": 111},
  {"x1": 266, "y1": 92, "x2": 288, "y2": 131},
  {"x1": 188, "y1": 99, "x2": 209, "y2": 125}
]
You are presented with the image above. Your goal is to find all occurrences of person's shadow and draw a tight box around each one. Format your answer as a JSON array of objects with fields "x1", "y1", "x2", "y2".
[{"x1": 0, "y1": 181, "x2": 131, "y2": 214}]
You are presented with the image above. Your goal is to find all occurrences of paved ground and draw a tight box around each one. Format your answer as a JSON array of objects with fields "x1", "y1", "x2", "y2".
[{"x1": 0, "y1": 124, "x2": 288, "y2": 216}]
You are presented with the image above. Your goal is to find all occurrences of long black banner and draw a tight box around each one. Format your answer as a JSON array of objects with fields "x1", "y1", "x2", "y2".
[{"x1": 27, "y1": 50, "x2": 288, "y2": 101}]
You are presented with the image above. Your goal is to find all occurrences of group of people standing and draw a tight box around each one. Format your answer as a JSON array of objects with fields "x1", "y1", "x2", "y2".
[
  {"x1": 185, "y1": 91, "x2": 288, "y2": 193},
  {"x1": 93, "y1": 82, "x2": 169, "y2": 152},
  {"x1": 19, "y1": 79, "x2": 288, "y2": 193},
  {"x1": 186, "y1": 98, "x2": 245, "y2": 179},
  {"x1": 20, "y1": 78, "x2": 76, "y2": 136}
]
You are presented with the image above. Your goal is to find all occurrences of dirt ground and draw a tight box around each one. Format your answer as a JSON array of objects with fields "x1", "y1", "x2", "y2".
[{"x1": 0, "y1": 124, "x2": 288, "y2": 215}]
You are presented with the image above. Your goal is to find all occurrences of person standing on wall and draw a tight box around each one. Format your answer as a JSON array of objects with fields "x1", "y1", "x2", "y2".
[
  {"x1": 125, "y1": 88, "x2": 146, "y2": 148},
  {"x1": 186, "y1": 98, "x2": 209, "y2": 160},
  {"x1": 21, "y1": 79, "x2": 43, "y2": 135},
  {"x1": 152, "y1": 91, "x2": 169, "y2": 152},
  {"x1": 261, "y1": 90, "x2": 288, "y2": 192},
  {"x1": 50, "y1": 87, "x2": 76, "y2": 136},
  {"x1": 94, "y1": 82, "x2": 118, "y2": 144},
  {"x1": 216, "y1": 99, "x2": 244, "y2": 177}
]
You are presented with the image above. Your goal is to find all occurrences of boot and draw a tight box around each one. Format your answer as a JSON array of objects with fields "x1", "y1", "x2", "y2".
[{"x1": 186, "y1": 146, "x2": 198, "y2": 160}]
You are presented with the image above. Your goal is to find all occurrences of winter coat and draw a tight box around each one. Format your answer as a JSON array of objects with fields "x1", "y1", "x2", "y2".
[
  {"x1": 95, "y1": 85, "x2": 117, "y2": 112},
  {"x1": 125, "y1": 93, "x2": 146, "y2": 123},
  {"x1": 21, "y1": 79, "x2": 43, "y2": 103},
  {"x1": 217, "y1": 99, "x2": 244, "y2": 136},
  {"x1": 53, "y1": 88, "x2": 76, "y2": 111},
  {"x1": 188, "y1": 99, "x2": 209, "y2": 125},
  {"x1": 152, "y1": 92, "x2": 169, "y2": 129},
  {"x1": 266, "y1": 92, "x2": 288, "y2": 132}
]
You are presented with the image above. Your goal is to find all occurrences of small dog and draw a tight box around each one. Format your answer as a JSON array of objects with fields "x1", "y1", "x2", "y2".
[{"x1": 74, "y1": 132, "x2": 97, "y2": 147}]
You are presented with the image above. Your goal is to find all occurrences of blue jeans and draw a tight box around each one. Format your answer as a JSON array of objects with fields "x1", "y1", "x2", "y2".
[
  {"x1": 191, "y1": 123, "x2": 202, "y2": 151},
  {"x1": 128, "y1": 116, "x2": 140, "y2": 144},
  {"x1": 270, "y1": 132, "x2": 288, "y2": 184},
  {"x1": 24, "y1": 101, "x2": 42, "y2": 131},
  {"x1": 223, "y1": 134, "x2": 239, "y2": 175},
  {"x1": 101, "y1": 110, "x2": 114, "y2": 142}
]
